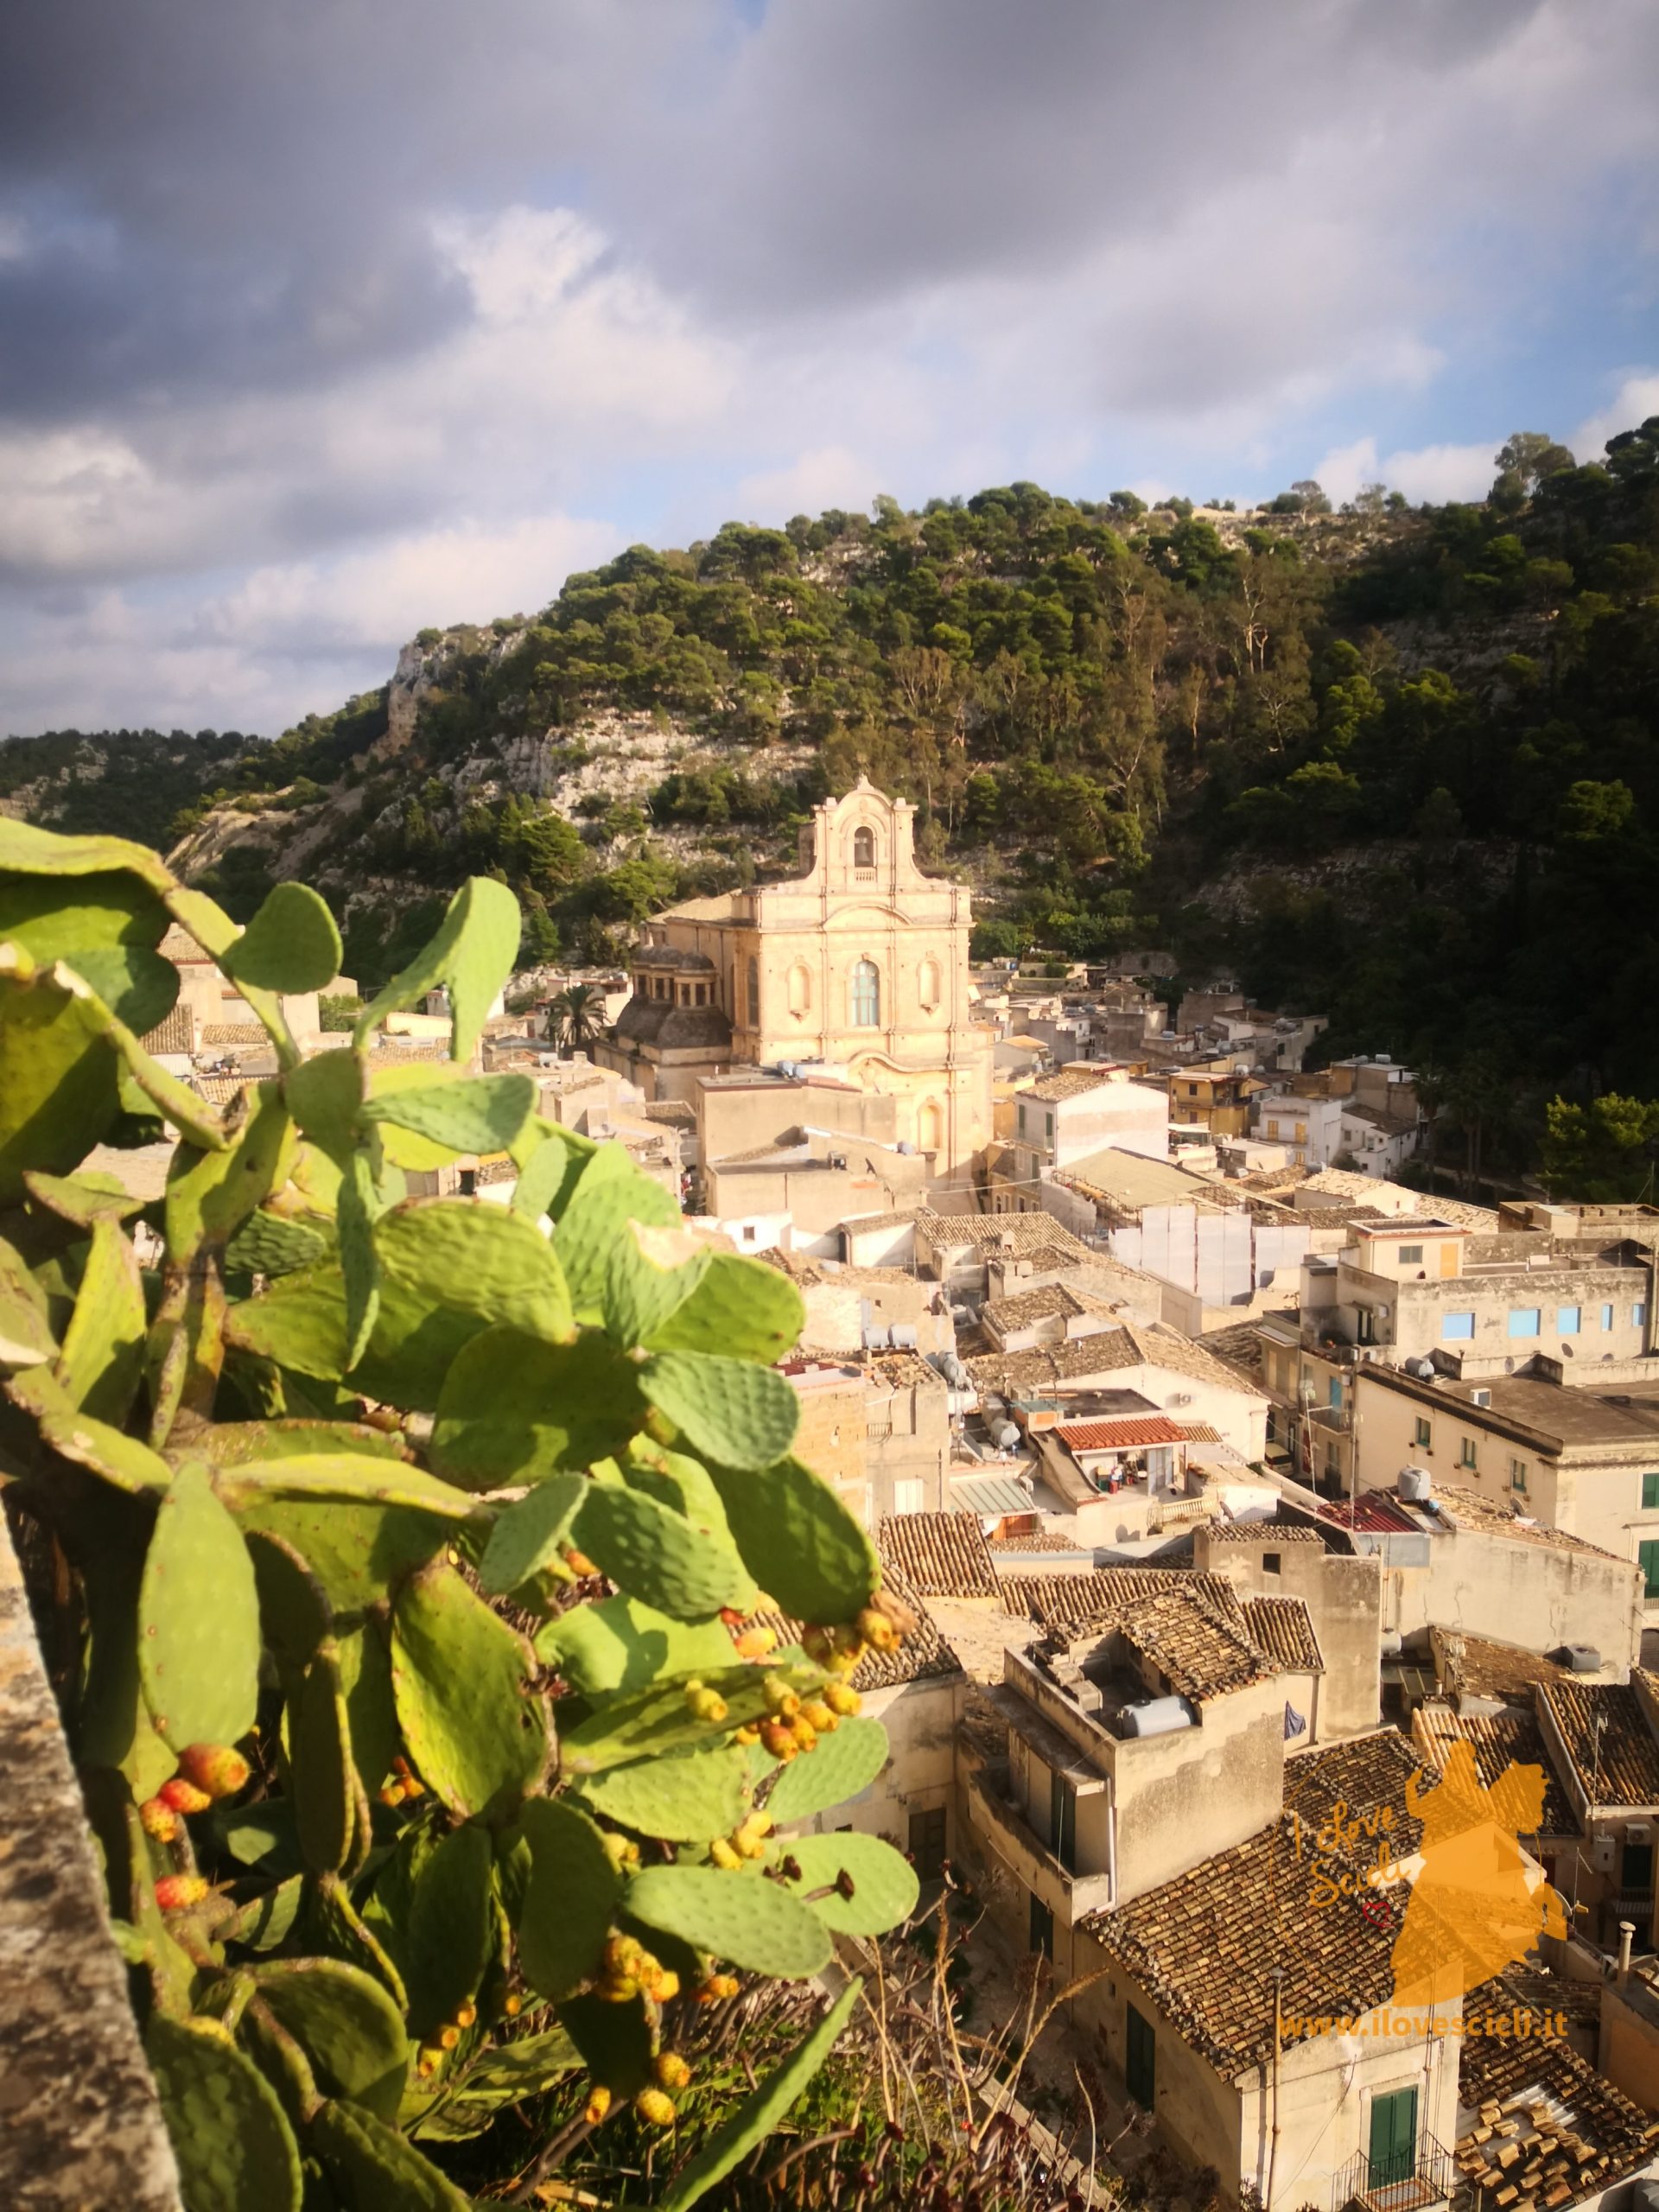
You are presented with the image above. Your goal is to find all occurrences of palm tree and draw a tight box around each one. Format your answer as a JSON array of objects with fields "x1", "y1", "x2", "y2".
[{"x1": 549, "y1": 983, "x2": 604, "y2": 1053}]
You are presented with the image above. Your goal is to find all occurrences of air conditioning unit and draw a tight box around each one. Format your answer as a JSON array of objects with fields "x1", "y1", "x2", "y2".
[
  {"x1": 1168, "y1": 1392, "x2": 1192, "y2": 1408},
  {"x1": 1627, "y1": 1821, "x2": 1652, "y2": 1845}
]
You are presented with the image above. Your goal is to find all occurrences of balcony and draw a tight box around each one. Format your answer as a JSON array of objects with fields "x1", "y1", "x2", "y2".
[
  {"x1": 1333, "y1": 2132, "x2": 1454, "y2": 2212},
  {"x1": 965, "y1": 1769, "x2": 1113, "y2": 1919}
]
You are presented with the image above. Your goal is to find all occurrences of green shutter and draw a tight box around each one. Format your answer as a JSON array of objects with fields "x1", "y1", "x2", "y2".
[
  {"x1": 1368, "y1": 2086, "x2": 1417, "y2": 2188},
  {"x1": 1640, "y1": 1541, "x2": 1659, "y2": 1599}
]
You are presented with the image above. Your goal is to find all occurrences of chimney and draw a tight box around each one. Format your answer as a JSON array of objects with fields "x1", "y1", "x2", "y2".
[{"x1": 1618, "y1": 1920, "x2": 1635, "y2": 1986}]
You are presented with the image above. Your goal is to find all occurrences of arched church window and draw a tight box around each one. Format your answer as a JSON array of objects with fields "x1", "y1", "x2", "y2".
[
  {"x1": 747, "y1": 955, "x2": 760, "y2": 1027},
  {"x1": 918, "y1": 1099, "x2": 944, "y2": 1154},
  {"x1": 787, "y1": 962, "x2": 811, "y2": 1018},
  {"x1": 851, "y1": 959, "x2": 880, "y2": 1027},
  {"x1": 853, "y1": 826, "x2": 876, "y2": 870},
  {"x1": 918, "y1": 957, "x2": 941, "y2": 1012}
]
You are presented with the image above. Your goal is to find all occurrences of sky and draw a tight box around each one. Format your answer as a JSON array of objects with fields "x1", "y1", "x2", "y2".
[{"x1": 3, "y1": 0, "x2": 1657, "y2": 740}]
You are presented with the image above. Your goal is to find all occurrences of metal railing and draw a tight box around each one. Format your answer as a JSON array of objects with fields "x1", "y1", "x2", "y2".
[{"x1": 1333, "y1": 2132, "x2": 1455, "y2": 2212}]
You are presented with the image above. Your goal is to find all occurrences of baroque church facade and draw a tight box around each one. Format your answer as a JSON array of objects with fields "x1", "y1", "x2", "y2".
[{"x1": 596, "y1": 779, "x2": 993, "y2": 1178}]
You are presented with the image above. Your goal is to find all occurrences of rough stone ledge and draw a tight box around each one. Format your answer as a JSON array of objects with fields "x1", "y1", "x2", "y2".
[{"x1": 0, "y1": 1505, "x2": 181, "y2": 2209}]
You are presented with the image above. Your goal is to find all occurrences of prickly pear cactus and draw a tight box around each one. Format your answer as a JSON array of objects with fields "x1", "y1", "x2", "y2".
[{"x1": 0, "y1": 825, "x2": 919, "y2": 2208}]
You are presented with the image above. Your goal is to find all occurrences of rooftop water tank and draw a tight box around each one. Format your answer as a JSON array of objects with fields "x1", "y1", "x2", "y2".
[
  {"x1": 890, "y1": 1324, "x2": 918, "y2": 1351},
  {"x1": 1398, "y1": 1465, "x2": 1433, "y2": 1503},
  {"x1": 1119, "y1": 1696, "x2": 1198, "y2": 1739},
  {"x1": 995, "y1": 1421, "x2": 1020, "y2": 1451}
]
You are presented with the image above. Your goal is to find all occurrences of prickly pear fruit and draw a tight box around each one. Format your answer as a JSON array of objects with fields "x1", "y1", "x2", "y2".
[
  {"x1": 823, "y1": 1681, "x2": 861, "y2": 1717},
  {"x1": 564, "y1": 1548, "x2": 600, "y2": 1579},
  {"x1": 156, "y1": 1874, "x2": 210, "y2": 1910},
  {"x1": 696, "y1": 1973, "x2": 739, "y2": 2003},
  {"x1": 734, "y1": 1724, "x2": 760, "y2": 1746},
  {"x1": 655, "y1": 2052, "x2": 691, "y2": 2089},
  {"x1": 158, "y1": 1776, "x2": 212, "y2": 1815},
  {"x1": 856, "y1": 1605, "x2": 899, "y2": 1652},
  {"x1": 789, "y1": 1716, "x2": 817, "y2": 1753},
  {"x1": 178, "y1": 1742, "x2": 251, "y2": 1799},
  {"x1": 636, "y1": 2088, "x2": 676, "y2": 2127},
  {"x1": 584, "y1": 2084, "x2": 612, "y2": 2126},
  {"x1": 139, "y1": 1796, "x2": 181, "y2": 1842},
  {"x1": 684, "y1": 1684, "x2": 728, "y2": 1725},
  {"x1": 454, "y1": 2000, "x2": 477, "y2": 2029},
  {"x1": 758, "y1": 1719, "x2": 798, "y2": 1762},
  {"x1": 645, "y1": 1966, "x2": 679, "y2": 2003},
  {"x1": 733, "y1": 1625, "x2": 775, "y2": 1659},
  {"x1": 761, "y1": 1675, "x2": 798, "y2": 1719},
  {"x1": 802, "y1": 1700, "x2": 837, "y2": 1733},
  {"x1": 709, "y1": 1838, "x2": 742, "y2": 1871}
]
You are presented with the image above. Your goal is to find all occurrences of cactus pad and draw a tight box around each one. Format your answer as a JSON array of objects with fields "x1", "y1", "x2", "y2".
[
  {"x1": 312, "y1": 2097, "x2": 474, "y2": 2211},
  {"x1": 292, "y1": 1643, "x2": 353, "y2": 1874},
  {"x1": 639, "y1": 1351, "x2": 799, "y2": 1471},
  {"x1": 764, "y1": 1716, "x2": 890, "y2": 1826},
  {"x1": 246, "y1": 1530, "x2": 331, "y2": 1675},
  {"x1": 572, "y1": 1479, "x2": 754, "y2": 1621},
  {"x1": 220, "y1": 1451, "x2": 479, "y2": 1519},
  {"x1": 555, "y1": 1991, "x2": 655, "y2": 2098},
  {"x1": 361, "y1": 1071, "x2": 535, "y2": 1156},
  {"x1": 476, "y1": 1471, "x2": 586, "y2": 1594},
  {"x1": 251, "y1": 1959, "x2": 410, "y2": 2121},
  {"x1": 602, "y1": 1217, "x2": 711, "y2": 1346},
  {"x1": 704, "y1": 1454, "x2": 879, "y2": 1623},
  {"x1": 658, "y1": 1980, "x2": 862, "y2": 2212},
  {"x1": 146, "y1": 2012, "x2": 303, "y2": 2212},
  {"x1": 352, "y1": 872, "x2": 520, "y2": 1065},
  {"x1": 429, "y1": 1325, "x2": 643, "y2": 1491},
  {"x1": 335, "y1": 1620, "x2": 397, "y2": 1799},
  {"x1": 645, "y1": 1251, "x2": 805, "y2": 1364},
  {"x1": 391, "y1": 1561, "x2": 550, "y2": 1816},
  {"x1": 516, "y1": 1797, "x2": 622, "y2": 2002},
  {"x1": 507, "y1": 1117, "x2": 592, "y2": 1224},
  {"x1": 405, "y1": 1823, "x2": 493, "y2": 2037},
  {"x1": 774, "y1": 1832, "x2": 919, "y2": 1935},
  {"x1": 558, "y1": 1661, "x2": 823, "y2": 1775},
  {"x1": 626, "y1": 1865, "x2": 831, "y2": 1980},
  {"x1": 138, "y1": 1463, "x2": 261, "y2": 1751},
  {"x1": 232, "y1": 1495, "x2": 449, "y2": 1620},
  {"x1": 57, "y1": 1214, "x2": 146, "y2": 1423},
  {"x1": 577, "y1": 1742, "x2": 753, "y2": 1841},
  {"x1": 534, "y1": 1593, "x2": 735, "y2": 1696},
  {"x1": 220, "y1": 881, "x2": 342, "y2": 993},
  {"x1": 553, "y1": 1141, "x2": 680, "y2": 1312}
]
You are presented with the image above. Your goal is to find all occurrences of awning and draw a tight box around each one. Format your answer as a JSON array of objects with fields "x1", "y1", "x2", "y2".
[{"x1": 949, "y1": 1472, "x2": 1036, "y2": 1516}]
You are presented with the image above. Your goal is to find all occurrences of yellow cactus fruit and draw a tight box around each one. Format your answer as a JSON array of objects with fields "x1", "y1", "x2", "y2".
[
  {"x1": 758, "y1": 1719, "x2": 798, "y2": 1762},
  {"x1": 733, "y1": 1723, "x2": 760, "y2": 1745},
  {"x1": 733, "y1": 1625, "x2": 775, "y2": 1659},
  {"x1": 504, "y1": 1992, "x2": 523, "y2": 2017},
  {"x1": 856, "y1": 1605, "x2": 899, "y2": 1652},
  {"x1": 377, "y1": 1783, "x2": 404, "y2": 1808},
  {"x1": 761, "y1": 1675, "x2": 799, "y2": 1719},
  {"x1": 583, "y1": 2084, "x2": 612, "y2": 2126},
  {"x1": 454, "y1": 2001, "x2": 477, "y2": 2029},
  {"x1": 823, "y1": 1681, "x2": 861, "y2": 1717},
  {"x1": 416, "y1": 2050, "x2": 441, "y2": 2080},
  {"x1": 646, "y1": 1967, "x2": 680, "y2": 2003},
  {"x1": 655, "y1": 2052, "x2": 692, "y2": 2090},
  {"x1": 801, "y1": 1624, "x2": 835, "y2": 1662},
  {"x1": 696, "y1": 1973, "x2": 740, "y2": 2003},
  {"x1": 688, "y1": 1687, "x2": 728, "y2": 1725},
  {"x1": 709, "y1": 1837, "x2": 742, "y2": 1870},
  {"x1": 789, "y1": 1715, "x2": 818, "y2": 1753},
  {"x1": 801, "y1": 1700, "x2": 837, "y2": 1733},
  {"x1": 601, "y1": 1831, "x2": 633, "y2": 1869},
  {"x1": 563, "y1": 1548, "x2": 600, "y2": 1579},
  {"x1": 635, "y1": 2088, "x2": 677, "y2": 2127},
  {"x1": 438, "y1": 2024, "x2": 461, "y2": 2051}
]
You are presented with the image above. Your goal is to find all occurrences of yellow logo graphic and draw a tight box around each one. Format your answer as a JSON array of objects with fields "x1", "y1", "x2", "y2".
[{"x1": 1389, "y1": 1742, "x2": 1567, "y2": 2009}]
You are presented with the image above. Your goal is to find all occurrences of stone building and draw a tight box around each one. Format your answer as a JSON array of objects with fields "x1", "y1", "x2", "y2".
[{"x1": 596, "y1": 779, "x2": 993, "y2": 1179}]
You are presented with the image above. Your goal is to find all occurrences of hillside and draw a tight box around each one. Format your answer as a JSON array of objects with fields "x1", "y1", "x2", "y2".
[{"x1": 6, "y1": 419, "x2": 1658, "y2": 1173}]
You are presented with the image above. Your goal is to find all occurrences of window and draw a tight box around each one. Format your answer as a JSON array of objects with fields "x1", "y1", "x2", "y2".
[
  {"x1": 893, "y1": 1478, "x2": 925, "y2": 1515},
  {"x1": 1188, "y1": 1083, "x2": 1198, "y2": 1096},
  {"x1": 1508, "y1": 1307, "x2": 1541, "y2": 1338},
  {"x1": 1625, "y1": 1841, "x2": 1655, "y2": 1895},
  {"x1": 1642, "y1": 1540, "x2": 1659, "y2": 1599},
  {"x1": 1557, "y1": 1305, "x2": 1581, "y2": 1335},
  {"x1": 1328, "y1": 1376, "x2": 1344, "y2": 1408},
  {"x1": 1262, "y1": 1552, "x2": 1281, "y2": 1576},
  {"x1": 1637, "y1": 1305, "x2": 1649, "y2": 1330},
  {"x1": 1441, "y1": 1312, "x2": 1475, "y2": 1340},
  {"x1": 747, "y1": 955, "x2": 760, "y2": 1026},
  {"x1": 694, "y1": 982, "x2": 707, "y2": 1006},
  {"x1": 1368, "y1": 2087, "x2": 1419, "y2": 2192},
  {"x1": 1459, "y1": 1437, "x2": 1478, "y2": 1469},
  {"x1": 1509, "y1": 1457, "x2": 1528, "y2": 1494},
  {"x1": 1125, "y1": 2005, "x2": 1155, "y2": 2109},
  {"x1": 1603, "y1": 1304, "x2": 1616, "y2": 1332},
  {"x1": 1414, "y1": 1418, "x2": 1433, "y2": 1451},
  {"x1": 852, "y1": 826, "x2": 876, "y2": 870},
  {"x1": 458, "y1": 1168, "x2": 477, "y2": 1197},
  {"x1": 1643, "y1": 1472, "x2": 1659, "y2": 1511},
  {"x1": 741, "y1": 1224, "x2": 756, "y2": 1243},
  {"x1": 850, "y1": 959, "x2": 880, "y2": 1027},
  {"x1": 1399, "y1": 1244, "x2": 1423, "y2": 1265},
  {"x1": 908, "y1": 1806, "x2": 946, "y2": 1882}
]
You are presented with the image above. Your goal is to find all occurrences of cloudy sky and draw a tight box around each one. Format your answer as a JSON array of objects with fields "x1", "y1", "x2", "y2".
[{"x1": 3, "y1": 0, "x2": 1657, "y2": 739}]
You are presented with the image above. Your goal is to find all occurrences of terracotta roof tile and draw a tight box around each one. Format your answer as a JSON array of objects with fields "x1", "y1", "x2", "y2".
[
  {"x1": 1411, "y1": 1702, "x2": 1577, "y2": 1838},
  {"x1": 201, "y1": 1022, "x2": 269, "y2": 1046},
  {"x1": 1239, "y1": 1595, "x2": 1324, "y2": 1674},
  {"x1": 1457, "y1": 1975, "x2": 1659, "y2": 2207},
  {"x1": 1052, "y1": 1413, "x2": 1188, "y2": 1450},
  {"x1": 1001, "y1": 1567, "x2": 1253, "y2": 1649},
  {"x1": 1539, "y1": 1679, "x2": 1659, "y2": 1811},
  {"x1": 1205, "y1": 1522, "x2": 1325, "y2": 1545},
  {"x1": 875, "y1": 1511, "x2": 1000, "y2": 1599},
  {"x1": 917, "y1": 1211, "x2": 1093, "y2": 1262},
  {"x1": 743, "y1": 1562, "x2": 960, "y2": 1692},
  {"x1": 981, "y1": 1282, "x2": 1089, "y2": 1334},
  {"x1": 1084, "y1": 1732, "x2": 1426, "y2": 2071},
  {"x1": 1020, "y1": 1067, "x2": 1129, "y2": 1103},
  {"x1": 1433, "y1": 1481, "x2": 1629, "y2": 1563},
  {"x1": 1427, "y1": 1630, "x2": 1574, "y2": 1704},
  {"x1": 140, "y1": 1002, "x2": 195, "y2": 1055}
]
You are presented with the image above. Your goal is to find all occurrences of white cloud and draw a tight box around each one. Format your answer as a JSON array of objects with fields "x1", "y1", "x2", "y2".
[
  {"x1": 734, "y1": 446, "x2": 880, "y2": 522},
  {"x1": 1313, "y1": 434, "x2": 1494, "y2": 507},
  {"x1": 1573, "y1": 373, "x2": 1659, "y2": 465}
]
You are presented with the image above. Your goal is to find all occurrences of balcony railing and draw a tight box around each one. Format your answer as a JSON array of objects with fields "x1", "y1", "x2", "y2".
[{"x1": 1333, "y1": 2131, "x2": 1454, "y2": 2212}]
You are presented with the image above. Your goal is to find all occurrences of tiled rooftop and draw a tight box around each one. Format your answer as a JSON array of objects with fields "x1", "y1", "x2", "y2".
[
  {"x1": 1427, "y1": 1630, "x2": 1575, "y2": 1704},
  {"x1": 1053, "y1": 1414, "x2": 1190, "y2": 1452},
  {"x1": 1433, "y1": 1482, "x2": 1628, "y2": 1562},
  {"x1": 1020, "y1": 1067, "x2": 1129, "y2": 1103},
  {"x1": 201, "y1": 1021, "x2": 269, "y2": 1046},
  {"x1": 1456, "y1": 1974, "x2": 1659, "y2": 2209},
  {"x1": 916, "y1": 1210, "x2": 1095, "y2": 1262},
  {"x1": 1238, "y1": 1595, "x2": 1324, "y2": 1674},
  {"x1": 1204, "y1": 1522, "x2": 1325, "y2": 1545},
  {"x1": 965, "y1": 1319, "x2": 1263, "y2": 1401},
  {"x1": 1539, "y1": 1679, "x2": 1659, "y2": 1812},
  {"x1": 981, "y1": 1282, "x2": 1089, "y2": 1333},
  {"x1": 875, "y1": 1510, "x2": 1001, "y2": 1599},
  {"x1": 1084, "y1": 1732, "x2": 1424, "y2": 2071},
  {"x1": 1115, "y1": 1590, "x2": 1277, "y2": 1705},
  {"x1": 1412, "y1": 1702, "x2": 1578, "y2": 1838},
  {"x1": 140, "y1": 1003, "x2": 195, "y2": 1055}
]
